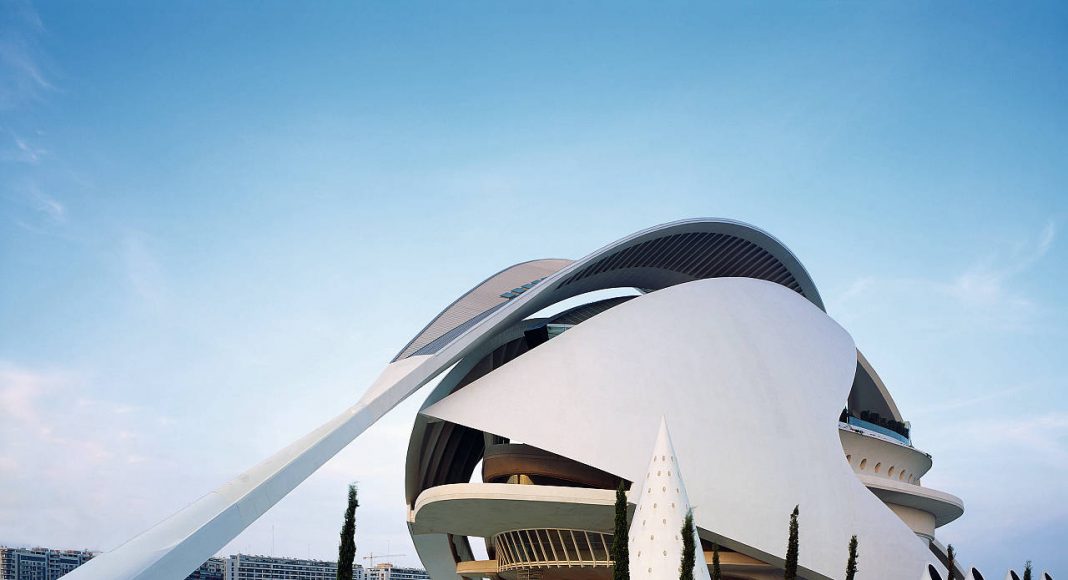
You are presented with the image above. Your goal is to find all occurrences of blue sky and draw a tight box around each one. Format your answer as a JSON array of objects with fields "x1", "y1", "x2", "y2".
[{"x1": 1, "y1": 0, "x2": 1066, "y2": 575}]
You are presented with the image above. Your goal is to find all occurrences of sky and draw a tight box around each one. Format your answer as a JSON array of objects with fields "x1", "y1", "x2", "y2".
[{"x1": 1, "y1": 0, "x2": 1066, "y2": 576}]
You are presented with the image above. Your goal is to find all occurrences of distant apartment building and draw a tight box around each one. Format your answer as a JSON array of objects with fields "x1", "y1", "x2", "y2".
[
  {"x1": 0, "y1": 546, "x2": 227, "y2": 580},
  {"x1": 365, "y1": 563, "x2": 430, "y2": 580},
  {"x1": 0, "y1": 546, "x2": 419, "y2": 580},
  {"x1": 222, "y1": 554, "x2": 364, "y2": 580},
  {"x1": 186, "y1": 556, "x2": 225, "y2": 580},
  {"x1": 0, "y1": 547, "x2": 94, "y2": 580}
]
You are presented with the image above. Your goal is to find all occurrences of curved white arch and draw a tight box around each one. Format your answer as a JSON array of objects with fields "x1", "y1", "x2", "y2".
[
  {"x1": 421, "y1": 278, "x2": 942, "y2": 580},
  {"x1": 395, "y1": 217, "x2": 828, "y2": 366},
  {"x1": 61, "y1": 219, "x2": 864, "y2": 579},
  {"x1": 393, "y1": 258, "x2": 572, "y2": 361}
]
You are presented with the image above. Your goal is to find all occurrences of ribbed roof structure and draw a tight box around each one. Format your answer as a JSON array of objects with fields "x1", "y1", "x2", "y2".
[
  {"x1": 629, "y1": 418, "x2": 710, "y2": 580},
  {"x1": 393, "y1": 258, "x2": 572, "y2": 361}
]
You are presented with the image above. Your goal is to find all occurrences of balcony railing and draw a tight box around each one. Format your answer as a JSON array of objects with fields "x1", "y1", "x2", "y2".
[
  {"x1": 842, "y1": 415, "x2": 911, "y2": 445},
  {"x1": 494, "y1": 529, "x2": 613, "y2": 571}
]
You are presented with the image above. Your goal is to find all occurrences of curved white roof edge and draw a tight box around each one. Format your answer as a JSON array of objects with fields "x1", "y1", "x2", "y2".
[
  {"x1": 420, "y1": 278, "x2": 945, "y2": 579},
  {"x1": 392, "y1": 258, "x2": 573, "y2": 361},
  {"x1": 63, "y1": 219, "x2": 830, "y2": 580},
  {"x1": 857, "y1": 350, "x2": 905, "y2": 422},
  {"x1": 858, "y1": 474, "x2": 964, "y2": 526},
  {"x1": 396, "y1": 218, "x2": 827, "y2": 365}
]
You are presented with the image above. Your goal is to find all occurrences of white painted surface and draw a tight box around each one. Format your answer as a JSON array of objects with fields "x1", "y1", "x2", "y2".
[
  {"x1": 408, "y1": 531, "x2": 463, "y2": 580},
  {"x1": 411, "y1": 483, "x2": 616, "y2": 537},
  {"x1": 423, "y1": 278, "x2": 945, "y2": 580},
  {"x1": 628, "y1": 419, "x2": 710, "y2": 580},
  {"x1": 58, "y1": 219, "x2": 837, "y2": 579}
]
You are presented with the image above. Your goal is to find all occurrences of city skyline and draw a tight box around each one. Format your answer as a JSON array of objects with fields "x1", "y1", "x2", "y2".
[
  {"x1": 0, "y1": 546, "x2": 429, "y2": 580},
  {"x1": 2, "y1": 0, "x2": 1066, "y2": 576}
]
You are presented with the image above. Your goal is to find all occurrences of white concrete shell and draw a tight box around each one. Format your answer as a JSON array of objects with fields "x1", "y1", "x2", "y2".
[
  {"x1": 64, "y1": 218, "x2": 959, "y2": 580},
  {"x1": 628, "y1": 419, "x2": 710, "y2": 580},
  {"x1": 421, "y1": 278, "x2": 943, "y2": 580}
]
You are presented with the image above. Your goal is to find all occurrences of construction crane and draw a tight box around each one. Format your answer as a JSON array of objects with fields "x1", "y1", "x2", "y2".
[{"x1": 362, "y1": 553, "x2": 407, "y2": 567}]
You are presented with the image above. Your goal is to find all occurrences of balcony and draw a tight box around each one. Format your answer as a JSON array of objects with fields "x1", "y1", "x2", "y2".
[
  {"x1": 494, "y1": 528, "x2": 613, "y2": 573},
  {"x1": 483, "y1": 443, "x2": 623, "y2": 489},
  {"x1": 839, "y1": 409, "x2": 911, "y2": 445}
]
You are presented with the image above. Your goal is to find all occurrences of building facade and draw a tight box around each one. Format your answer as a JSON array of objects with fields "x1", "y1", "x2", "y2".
[
  {"x1": 185, "y1": 557, "x2": 224, "y2": 580},
  {"x1": 400, "y1": 219, "x2": 963, "y2": 580},
  {"x1": 365, "y1": 563, "x2": 430, "y2": 580},
  {"x1": 222, "y1": 554, "x2": 363, "y2": 580},
  {"x1": 66, "y1": 219, "x2": 992, "y2": 579},
  {"x1": 0, "y1": 547, "x2": 230, "y2": 580},
  {"x1": 0, "y1": 547, "x2": 94, "y2": 580},
  {"x1": 0, "y1": 547, "x2": 387, "y2": 580}
]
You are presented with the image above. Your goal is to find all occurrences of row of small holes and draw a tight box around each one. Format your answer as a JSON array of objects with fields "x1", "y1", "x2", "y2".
[{"x1": 846, "y1": 454, "x2": 917, "y2": 484}]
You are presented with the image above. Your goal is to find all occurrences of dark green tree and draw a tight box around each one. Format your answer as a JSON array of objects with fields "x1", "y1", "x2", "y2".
[
  {"x1": 711, "y1": 543, "x2": 722, "y2": 580},
  {"x1": 1024, "y1": 560, "x2": 1032, "y2": 580},
  {"x1": 611, "y1": 481, "x2": 630, "y2": 580},
  {"x1": 946, "y1": 544, "x2": 956, "y2": 580},
  {"x1": 337, "y1": 484, "x2": 358, "y2": 580},
  {"x1": 680, "y1": 510, "x2": 696, "y2": 580},
  {"x1": 845, "y1": 535, "x2": 858, "y2": 580},
  {"x1": 784, "y1": 505, "x2": 799, "y2": 580}
]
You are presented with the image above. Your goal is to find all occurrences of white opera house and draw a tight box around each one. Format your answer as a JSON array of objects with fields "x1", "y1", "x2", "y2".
[{"x1": 68, "y1": 219, "x2": 980, "y2": 580}]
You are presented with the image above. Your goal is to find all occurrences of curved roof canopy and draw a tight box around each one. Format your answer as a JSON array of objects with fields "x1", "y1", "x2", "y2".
[
  {"x1": 393, "y1": 259, "x2": 572, "y2": 361},
  {"x1": 394, "y1": 218, "x2": 825, "y2": 364},
  {"x1": 64, "y1": 218, "x2": 848, "y2": 580}
]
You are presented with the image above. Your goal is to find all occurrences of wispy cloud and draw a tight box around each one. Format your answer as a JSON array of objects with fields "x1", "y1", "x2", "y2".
[
  {"x1": 1, "y1": 129, "x2": 47, "y2": 163},
  {"x1": 1, "y1": 2, "x2": 66, "y2": 238},
  {"x1": 911, "y1": 384, "x2": 1029, "y2": 416},
  {"x1": 0, "y1": 363, "x2": 118, "y2": 464},
  {"x1": 928, "y1": 409, "x2": 1068, "y2": 513},
  {"x1": 0, "y1": 0, "x2": 52, "y2": 110},
  {"x1": 987, "y1": 412, "x2": 1068, "y2": 467},
  {"x1": 0, "y1": 361, "x2": 181, "y2": 550},
  {"x1": 829, "y1": 222, "x2": 1065, "y2": 572},
  {"x1": 123, "y1": 232, "x2": 170, "y2": 311},
  {"x1": 28, "y1": 184, "x2": 64, "y2": 222},
  {"x1": 7, "y1": 180, "x2": 67, "y2": 231},
  {"x1": 836, "y1": 276, "x2": 875, "y2": 306},
  {"x1": 946, "y1": 221, "x2": 1055, "y2": 309},
  {"x1": 832, "y1": 220, "x2": 1057, "y2": 332}
]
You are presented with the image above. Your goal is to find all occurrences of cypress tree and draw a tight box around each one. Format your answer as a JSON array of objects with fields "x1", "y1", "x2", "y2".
[
  {"x1": 1023, "y1": 561, "x2": 1032, "y2": 580},
  {"x1": 845, "y1": 535, "x2": 858, "y2": 580},
  {"x1": 611, "y1": 481, "x2": 630, "y2": 580},
  {"x1": 946, "y1": 544, "x2": 956, "y2": 580},
  {"x1": 784, "y1": 505, "x2": 799, "y2": 580},
  {"x1": 711, "y1": 543, "x2": 721, "y2": 580},
  {"x1": 337, "y1": 484, "x2": 358, "y2": 580},
  {"x1": 680, "y1": 510, "x2": 696, "y2": 580}
]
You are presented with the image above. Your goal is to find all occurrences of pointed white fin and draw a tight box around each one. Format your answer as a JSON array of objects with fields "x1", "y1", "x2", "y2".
[{"x1": 628, "y1": 418, "x2": 711, "y2": 580}]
